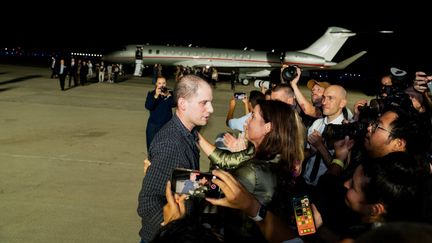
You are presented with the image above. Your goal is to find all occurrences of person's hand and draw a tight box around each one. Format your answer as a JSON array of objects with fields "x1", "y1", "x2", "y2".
[
  {"x1": 241, "y1": 95, "x2": 249, "y2": 105},
  {"x1": 289, "y1": 66, "x2": 302, "y2": 86},
  {"x1": 223, "y1": 133, "x2": 247, "y2": 152},
  {"x1": 206, "y1": 169, "x2": 260, "y2": 217},
  {"x1": 311, "y1": 203, "x2": 323, "y2": 229},
  {"x1": 143, "y1": 158, "x2": 151, "y2": 175},
  {"x1": 353, "y1": 99, "x2": 368, "y2": 115},
  {"x1": 308, "y1": 130, "x2": 323, "y2": 149},
  {"x1": 154, "y1": 86, "x2": 162, "y2": 98},
  {"x1": 333, "y1": 136, "x2": 354, "y2": 163},
  {"x1": 162, "y1": 181, "x2": 188, "y2": 226},
  {"x1": 413, "y1": 71, "x2": 432, "y2": 93}
]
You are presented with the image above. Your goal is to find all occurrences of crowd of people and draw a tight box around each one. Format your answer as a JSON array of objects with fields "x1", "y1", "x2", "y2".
[
  {"x1": 136, "y1": 65, "x2": 432, "y2": 243},
  {"x1": 50, "y1": 55, "x2": 124, "y2": 91}
]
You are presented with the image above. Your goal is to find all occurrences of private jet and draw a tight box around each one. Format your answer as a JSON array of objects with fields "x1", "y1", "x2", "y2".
[{"x1": 102, "y1": 26, "x2": 366, "y2": 84}]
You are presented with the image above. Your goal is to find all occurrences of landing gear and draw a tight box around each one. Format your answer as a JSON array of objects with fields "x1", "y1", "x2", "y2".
[{"x1": 241, "y1": 79, "x2": 249, "y2": 85}]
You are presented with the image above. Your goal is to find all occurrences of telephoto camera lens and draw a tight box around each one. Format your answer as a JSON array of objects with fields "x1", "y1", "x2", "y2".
[{"x1": 282, "y1": 65, "x2": 298, "y2": 82}]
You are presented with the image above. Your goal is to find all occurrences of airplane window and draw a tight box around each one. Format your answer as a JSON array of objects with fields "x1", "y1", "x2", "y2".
[
  {"x1": 156, "y1": 50, "x2": 160, "y2": 54},
  {"x1": 148, "y1": 49, "x2": 152, "y2": 54}
]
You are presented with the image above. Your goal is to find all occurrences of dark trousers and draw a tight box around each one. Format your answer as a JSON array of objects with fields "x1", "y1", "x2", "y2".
[
  {"x1": 146, "y1": 122, "x2": 164, "y2": 151},
  {"x1": 59, "y1": 75, "x2": 66, "y2": 90}
]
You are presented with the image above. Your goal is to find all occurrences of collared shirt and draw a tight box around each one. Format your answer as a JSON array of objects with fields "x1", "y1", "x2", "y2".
[
  {"x1": 137, "y1": 114, "x2": 200, "y2": 242},
  {"x1": 303, "y1": 113, "x2": 345, "y2": 186}
]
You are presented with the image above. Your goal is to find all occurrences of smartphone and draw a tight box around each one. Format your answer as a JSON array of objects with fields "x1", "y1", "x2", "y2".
[
  {"x1": 171, "y1": 168, "x2": 222, "y2": 198},
  {"x1": 234, "y1": 92, "x2": 246, "y2": 100},
  {"x1": 292, "y1": 194, "x2": 316, "y2": 236}
]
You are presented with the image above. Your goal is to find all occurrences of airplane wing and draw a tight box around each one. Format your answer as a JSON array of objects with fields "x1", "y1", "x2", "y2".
[{"x1": 327, "y1": 51, "x2": 367, "y2": 70}]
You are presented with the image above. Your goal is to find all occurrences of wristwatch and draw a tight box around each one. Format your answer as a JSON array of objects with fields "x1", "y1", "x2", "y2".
[{"x1": 249, "y1": 204, "x2": 267, "y2": 222}]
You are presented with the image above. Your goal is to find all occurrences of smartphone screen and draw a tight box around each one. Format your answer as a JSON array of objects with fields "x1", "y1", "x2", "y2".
[
  {"x1": 292, "y1": 195, "x2": 316, "y2": 236},
  {"x1": 171, "y1": 168, "x2": 222, "y2": 198},
  {"x1": 234, "y1": 92, "x2": 246, "y2": 100}
]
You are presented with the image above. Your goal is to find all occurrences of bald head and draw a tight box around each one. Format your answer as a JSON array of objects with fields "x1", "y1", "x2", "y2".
[
  {"x1": 322, "y1": 85, "x2": 347, "y2": 120},
  {"x1": 326, "y1": 85, "x2": 347, "y2": 99}
]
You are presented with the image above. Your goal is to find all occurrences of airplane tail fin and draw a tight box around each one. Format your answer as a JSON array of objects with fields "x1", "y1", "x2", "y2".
[
  {"x1": 300, "y1": 27, "x2": 356, "y2": 61},
  {"x1": 327, "y1": 51, "x2": 367, "y2": 70}
]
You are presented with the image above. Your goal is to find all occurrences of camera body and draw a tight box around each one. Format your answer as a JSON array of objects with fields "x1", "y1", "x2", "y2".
[
  {"x1": 234, "y1": 92, "x2": 246, "y2": 100},
  {"x1": 160, "y1": 86, "x2": 168, "y2": 93},
  {"x1": 322, "y1": 122, "x2": 369, "y2": 147},
  {"x1": 171, "y1": 168, "x2": 222, "y2": 198},
  {"x1": 360, "y1": 85, "x2": 413, "y2": 122},
  {"x1": 281, "y1": 65, "x2": 298, "y2": 82}
]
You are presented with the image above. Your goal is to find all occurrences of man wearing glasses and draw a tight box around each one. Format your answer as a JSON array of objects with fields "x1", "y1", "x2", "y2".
[{"x1": 363, "y1": 107, "x2": 429, "y2": 160}]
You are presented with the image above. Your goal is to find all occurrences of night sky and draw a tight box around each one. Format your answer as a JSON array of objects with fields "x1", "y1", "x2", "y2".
[{"x1": 2, "y1": 3, "x2": 431, "y2": 76}]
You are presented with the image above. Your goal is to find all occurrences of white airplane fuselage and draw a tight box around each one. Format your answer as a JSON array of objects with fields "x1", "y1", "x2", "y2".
[{"x1": 102, "y1": 27, "x2": 366, "y2": 80}]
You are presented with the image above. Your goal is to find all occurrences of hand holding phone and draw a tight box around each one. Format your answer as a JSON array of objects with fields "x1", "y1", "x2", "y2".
[
  {"x1": 234, "y1": 92, "x2": 246, "y2": 100},
  {"x1": 171, "y1": 168, "x2": 222, "y2": 198},
  {"x1": 292, "y1": 194, "x2": 316, "y2": 236}
]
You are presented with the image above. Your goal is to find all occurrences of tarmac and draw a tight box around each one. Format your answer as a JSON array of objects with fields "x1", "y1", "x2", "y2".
[{"x1": 0, "y1": 64, "x2": 370, "y2": 242}]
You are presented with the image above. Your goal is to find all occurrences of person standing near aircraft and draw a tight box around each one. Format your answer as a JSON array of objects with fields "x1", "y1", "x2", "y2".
[
  {"x1": 137, "y1": 75, "x2": 214, "y2": 243},
  {"x1": 98, "y1": 61, "x2": 105, "y2": 82},
  {"x1": 144, "y1": 76, "x2": 175, "y2": 152},
  {"x1": 56, "y1": 58, "x2": 68, "y2": 91},
  {"x1": 230, "y1": 70, "x2": 238, "y2": 91}
]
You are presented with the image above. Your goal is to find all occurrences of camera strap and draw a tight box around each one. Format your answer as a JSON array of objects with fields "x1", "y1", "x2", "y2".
[{"x1": 309, "y1": 152, "x2": 322, "y2": 183}]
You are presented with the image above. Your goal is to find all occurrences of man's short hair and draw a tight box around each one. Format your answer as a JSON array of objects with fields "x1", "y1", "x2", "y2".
[
  {"x1": 248, "y1": 90, "x2": 265, "y2": 108},
  {"x1": 362, "y1": 152, "x2": 430, "y2": 222},
  {"x1": 174, "y1": 75, "x2": 207, "y2": 103}
]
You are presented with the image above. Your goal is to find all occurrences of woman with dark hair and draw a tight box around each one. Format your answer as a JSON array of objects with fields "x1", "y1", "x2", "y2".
[
  {"x1": 199, "y1": 99, "x2": 305, "y2": 205},
  {"x1": 197, "y1": 100, "x2": 306, "y2": 241}
]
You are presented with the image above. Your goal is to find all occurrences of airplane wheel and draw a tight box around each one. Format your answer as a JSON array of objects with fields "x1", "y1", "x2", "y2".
[{"x1": 241, "y1": 79, "x2": 249, "y2": 85}]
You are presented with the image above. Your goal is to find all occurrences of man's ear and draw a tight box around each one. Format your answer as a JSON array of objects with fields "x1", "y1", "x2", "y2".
[
  {"x1": 177, "y1": 97, "x2": 186, "y2": 111},
  {"x1": 340, "y1": 98, "x2": 347, "y2": 109},
  {"x1": 392, "y1": 138, "x2": 407, "y2": 152}
]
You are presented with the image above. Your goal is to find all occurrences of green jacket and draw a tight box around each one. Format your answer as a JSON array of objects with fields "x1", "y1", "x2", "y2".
[{"x1": 209, "y1": 145, "x2": 280, "y2": 205}]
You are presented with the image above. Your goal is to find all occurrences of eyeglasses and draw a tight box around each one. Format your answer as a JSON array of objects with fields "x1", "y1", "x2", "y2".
[{"x1": 369, "y1": 120, "x2": 395, "y2": 136}]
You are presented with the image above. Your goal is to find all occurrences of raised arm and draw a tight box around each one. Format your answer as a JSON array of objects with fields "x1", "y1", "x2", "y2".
[
  {"x1": 226, "y1": 97, "x2": 237, "y2": 126},
  {"x1": 290, "y1": 67, "x2": 320, "y2": 117}
]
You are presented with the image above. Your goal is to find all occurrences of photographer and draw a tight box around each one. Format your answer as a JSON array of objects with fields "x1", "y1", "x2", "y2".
[
  {"x1": 287, "y1": 65, "x2": 331, "y2": 128},
  {"x1": 145, "y1": 76, "x2": 175, "y2": 152},
  {"x1": 302, "y1": 85, "x2": 350, "y2": 186}
]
